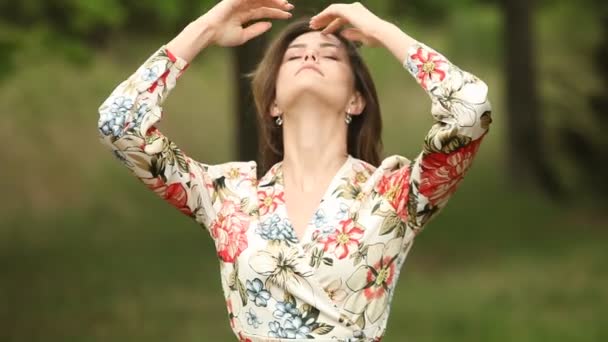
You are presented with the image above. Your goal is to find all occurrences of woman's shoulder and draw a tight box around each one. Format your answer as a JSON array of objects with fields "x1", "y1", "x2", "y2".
[
  {"x1": 347, "y1": 154, "x2": 413, "y2": 195},
  {"x1": 203, "y1": 159, "x2": 258, "y2": 182},
  {"x1": 351, "y1": 154, "x2": 412, "y2": 177}
]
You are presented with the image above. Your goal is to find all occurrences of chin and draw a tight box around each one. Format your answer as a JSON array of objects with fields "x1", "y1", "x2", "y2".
[{"x1": 278, "y1": 81, "x2": 346, "y2": 108}]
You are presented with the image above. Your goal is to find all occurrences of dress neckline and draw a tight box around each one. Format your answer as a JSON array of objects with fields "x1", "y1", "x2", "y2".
[{"x1": 275, "y1": 155, "x2": 353, "y2": 244}]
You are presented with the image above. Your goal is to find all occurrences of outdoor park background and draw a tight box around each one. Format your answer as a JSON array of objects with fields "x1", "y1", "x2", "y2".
[{"x1": 1, "y1": 0, "x2": 606, "y2": 341}]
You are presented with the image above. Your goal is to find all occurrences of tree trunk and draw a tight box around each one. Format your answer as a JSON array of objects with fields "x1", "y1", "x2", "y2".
[
  {"x1": 232, "y1": 36, "x2": 268, "y2": 164},
  {"x1": 501, "y1": 0, "x2": 562, "y2": 198}
]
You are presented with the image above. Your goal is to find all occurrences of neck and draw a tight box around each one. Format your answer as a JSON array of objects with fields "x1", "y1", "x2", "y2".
[{"x1": 281, "y1": 105, "x2": 349, "y2": 193}]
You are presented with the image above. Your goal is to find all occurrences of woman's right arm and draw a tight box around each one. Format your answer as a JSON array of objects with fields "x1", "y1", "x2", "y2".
[
  {"x1": 97, "y1": 0, "x2": 294, "y2": 229},
  {"x1": 97, "y1": 39, "x2": 218, "y2": 228}
]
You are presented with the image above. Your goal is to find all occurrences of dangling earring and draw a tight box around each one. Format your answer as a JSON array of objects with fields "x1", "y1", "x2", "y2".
[
  {"x1": 345, "y1": 113, "x2": 353, "y2": 125},
  {"x1": 275, "y1": 115, "x2": 283, "y2": 126}
]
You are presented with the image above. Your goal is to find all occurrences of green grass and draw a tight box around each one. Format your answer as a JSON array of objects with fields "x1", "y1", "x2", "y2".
[
  {"x1": 1, "y1": 172, "x2": 606, "y2": 341},
  {"x1": 1, "y1": 6, "x2": 607, "y2": 341}
]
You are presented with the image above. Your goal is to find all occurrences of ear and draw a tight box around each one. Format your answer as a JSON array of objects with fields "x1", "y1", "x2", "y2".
[
  {"x1": 346, "y1": 91, "x2": 366, "y2": 116},
  {"x1": 270, "y1": 101, "x2": 282, "y2": 118}
]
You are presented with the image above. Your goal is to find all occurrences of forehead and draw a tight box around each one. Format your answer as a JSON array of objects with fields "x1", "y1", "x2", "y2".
[{"x1": 288, "y1": 31, "x2": 343, "y2": 48}]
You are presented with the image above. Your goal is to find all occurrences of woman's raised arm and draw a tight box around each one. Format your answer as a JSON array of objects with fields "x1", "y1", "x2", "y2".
[
  {"x1": 374, "y1": 22, "x2": 493, "y2": 234},
  {"x1": 311, "y1": 3, "x2": 492, "y2": 234},
  {"x1": 97, "y1": 0, "x2": 294, "y2": 229}
]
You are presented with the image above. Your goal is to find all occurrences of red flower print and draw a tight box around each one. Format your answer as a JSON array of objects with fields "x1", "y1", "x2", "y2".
[
  {"x1": 363, "y1": 256, "x2": 396, "y2": 300},
  {"x1": 210, "y1": 200, "x2": 250, "y2": 263},
  {"x1": 257, "y1": 188, "x2": 285, "y2": 216},
  {"x1": 164, "y1": 182, "x2": 192, "y2": 216},
  {"x1": 143, "y1": 178, "x2": 193, "y2": 216},
  {"x1": 320, "y1": 219, "x2": 364, "y2": 259},
  {"x1": 145, "y1": 177, "x2": 165, "y2": 196},
  {"x1": 419, "y1": 138, "x2": 482, "y2": 208},
  {"x1": 410, "y1": 47, "x2": 448, "y2": 90},
  {"x1": 375, "y1": 168, "x2": 410, "y2": 221}
]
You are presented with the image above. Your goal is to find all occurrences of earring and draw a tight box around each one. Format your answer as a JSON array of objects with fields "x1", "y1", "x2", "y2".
[
  {"x1": 275, "y1": 115, "x2": 283, "y2": 126},
  {"x1": 345, "y1": 113, "x2": 353, "y2": 124}
]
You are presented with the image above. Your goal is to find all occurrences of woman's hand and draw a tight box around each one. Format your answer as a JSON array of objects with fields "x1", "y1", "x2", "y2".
[
  {"x1": 308, "y1": 2, "x2": 387, "y2": 47},
  {"x1": 310, "y1": 2, "x2": 418, "y2": 63},
  {"x1": 168, "y1": 0, "x2": 294, "y2": 62},
  {"x1": 204, "y1": 0, "x2": 294, "y2": 47}
]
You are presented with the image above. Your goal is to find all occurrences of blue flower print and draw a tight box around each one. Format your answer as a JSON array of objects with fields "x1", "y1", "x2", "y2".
[
  {"x1": 256, "y1": 214, "x2": 298, "y2": 243},
  {"x1": 268, "y1": 321, "x2": 288, "y2": 338},
  {"x1": 246, "y1": 308, "x2": 263, "y2": 329},
  {"x1": 284, "y1": 315, "x2": 312, "y2": 339},
  {"x1": 405, "y1": 57, "x2": 419, "y2": 75},
  {"x1": 134, "y1": 103, "x2": 150, "y2": 125},
  {"x1": 141, "y1": 65, "x2": 160, "y2": 82},
  {"x1": 246, "y1": 278, "x2": 271, "y2": 307},
  {"x1": 312, "y1": 208, "x2": 327, "y2": 229},
  {"x1": 110, "y1": 96, "x2": 134, "y2": 117},
  {"x1": 273, "y1": 300, "x2": 300, "y2": 321},
  {"x1": 335, "y1": 202, "x2": 350, "y2": 220},
  {"x1": 98, "y1": 96, "x2": 134, "y2": 137}
]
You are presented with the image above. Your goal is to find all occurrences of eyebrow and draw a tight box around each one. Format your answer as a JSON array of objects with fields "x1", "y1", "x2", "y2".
[{"x1": 287, "y1": 42, "x2": 341, "y2": 50}]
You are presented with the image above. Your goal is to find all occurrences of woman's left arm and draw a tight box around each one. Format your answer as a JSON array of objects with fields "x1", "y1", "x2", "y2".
[
  {"x1": 374, "y1": 22, "x2": 493, "y2": 233},
  {"x1": 311, "y1": 4, "x2": 493, "y2": 233}
]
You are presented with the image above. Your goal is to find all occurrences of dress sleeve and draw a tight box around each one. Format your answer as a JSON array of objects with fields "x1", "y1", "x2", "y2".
[
  {"x1": 375, "y1": 41, "x2": 493, "y2": 235},
  {"x1": 97, "y1": 45, "x2": 219, "y2": 229}
]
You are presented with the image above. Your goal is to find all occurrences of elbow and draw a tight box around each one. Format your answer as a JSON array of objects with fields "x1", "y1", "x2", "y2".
[
  {"x1": 470, "y1": 78, "x2": 492, "y2": 131},
  {"x1": 478, "y1": 83, "x2": 493, "y2": 131},
  {"x1": 97, "y1": 105, "x2": 116, "y2": 138}
]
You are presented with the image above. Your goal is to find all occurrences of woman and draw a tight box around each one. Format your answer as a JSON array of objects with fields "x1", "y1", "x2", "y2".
[{"x1": 98, "y1": 0, "x2": 492, "y2": 341}]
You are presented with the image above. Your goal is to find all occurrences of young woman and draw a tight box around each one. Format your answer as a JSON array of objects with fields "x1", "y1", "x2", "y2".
[{"x1": 97, "y1": 1, "x2": 492, "y2": 341}]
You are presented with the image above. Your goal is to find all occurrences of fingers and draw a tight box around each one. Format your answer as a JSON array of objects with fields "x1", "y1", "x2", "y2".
[
  {"x1": 242, "y1": 21, "x2": 273, "y2": 43},
  {"x1": 243, "y1": 6, "x2": 292, "y2": 22},
  {"x1": 251, "y1": 0, "x2": 294, "y2": 11},
  {"x1": 309, "y1": 4, "x2": 346, "y2": 28},
  {"x1": 321, "y1": 18, "x2": 345, "y2": 35},
  {"x1": 340, "y1": 28, "x2": 378, "y2": 47},
  {"x1": 340, "y1": 28, "x2": 364, "y2": 42}
]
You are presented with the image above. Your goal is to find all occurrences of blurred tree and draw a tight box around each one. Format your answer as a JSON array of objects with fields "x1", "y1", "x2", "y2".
[
  {"x1": 556, "y1": 0, "x2": 608, "y2": 199},
  {"x1": 234, "y1": 37, "x2": 267, "y2": 163},
  {"x1": 500, "y1": 0, "x2": 562, "y2": 198}
]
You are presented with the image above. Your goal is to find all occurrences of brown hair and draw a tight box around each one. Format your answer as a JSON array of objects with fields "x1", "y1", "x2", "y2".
[{"x1": 250, "y1": 18, "x2": 383, "y2": 174}]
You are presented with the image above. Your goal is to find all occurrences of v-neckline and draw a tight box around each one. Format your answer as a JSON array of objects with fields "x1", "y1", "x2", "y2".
[{"x1": 277, "y1": 155, "x2": 352, "y2": 244}]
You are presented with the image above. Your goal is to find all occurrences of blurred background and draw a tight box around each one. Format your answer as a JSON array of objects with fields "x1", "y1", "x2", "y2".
[{"x1": 1, "y1": 0, "x2": 606, "y2": 341}]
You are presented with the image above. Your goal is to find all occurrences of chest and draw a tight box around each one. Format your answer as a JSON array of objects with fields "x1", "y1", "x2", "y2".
[{"x1": 283, "y1": 186, "x2": 328, "y2": 241}]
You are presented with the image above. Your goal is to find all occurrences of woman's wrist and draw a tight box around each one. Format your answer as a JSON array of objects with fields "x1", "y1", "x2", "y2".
[
  {"x1": 166, "y1": 16, "x2": 218, "y2": 63},
  {"x1": 372, "y1": 21, "x2": 418, "y2": 64}
]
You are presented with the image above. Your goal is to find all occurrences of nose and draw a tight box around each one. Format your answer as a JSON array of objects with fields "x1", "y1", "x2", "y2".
[{"x1": 303, "y1": 49, "x2": 318, "y2": 62}]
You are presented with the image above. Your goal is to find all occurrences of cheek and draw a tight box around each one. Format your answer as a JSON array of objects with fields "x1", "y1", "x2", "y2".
[
  {"x1": 274, "y1": 69, "x2": 293, "y2": 101},
  {"x1": 336, "y1": 65, "x2": 356, "y2": 86}
]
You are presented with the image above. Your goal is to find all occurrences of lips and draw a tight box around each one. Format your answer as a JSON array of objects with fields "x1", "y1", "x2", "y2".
[{"x1": 296, "y1": 65, "x2": 324, "y2": 76}]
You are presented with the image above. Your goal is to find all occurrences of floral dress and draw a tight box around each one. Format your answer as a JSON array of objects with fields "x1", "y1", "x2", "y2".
[{"x1": 97, "y1": 39, "x2": 492, "y2": 341}]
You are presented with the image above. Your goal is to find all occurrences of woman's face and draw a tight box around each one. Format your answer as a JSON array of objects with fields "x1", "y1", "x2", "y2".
[{"x1": 274, "y1": 31, "x2": 356, "y2": 116}]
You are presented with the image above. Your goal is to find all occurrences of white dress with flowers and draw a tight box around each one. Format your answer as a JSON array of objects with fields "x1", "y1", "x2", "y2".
[{"x1": 97, "y1": 40, "x2": 492, "y2": 341}]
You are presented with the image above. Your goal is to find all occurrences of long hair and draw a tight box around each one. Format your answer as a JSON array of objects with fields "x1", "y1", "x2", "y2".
[{"x1": 250, "y1": 18, "x2": 383, "y2": 174}]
